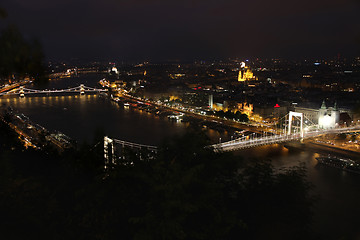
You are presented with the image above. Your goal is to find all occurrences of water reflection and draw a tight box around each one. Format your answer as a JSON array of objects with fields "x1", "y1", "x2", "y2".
[
  {"x1": 233, "y1": 144, "x2": 360, "y2": 239},
  {"x1": 0, "y1": 94, "x2": 193, "y2": 145}
]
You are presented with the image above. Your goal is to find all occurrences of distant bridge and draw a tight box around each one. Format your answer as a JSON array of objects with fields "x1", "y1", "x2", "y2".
[
  {"x1": 104, "y1": 136, "x2": 158, "y2": 168},
  {"x1": 0, "y1": 84, "x2": 107, "y2": 97}
]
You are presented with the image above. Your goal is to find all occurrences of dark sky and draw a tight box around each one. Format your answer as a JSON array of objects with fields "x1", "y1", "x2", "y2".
[{"x1": 1, "y1": 0, "x2": 360, "y2": 61}]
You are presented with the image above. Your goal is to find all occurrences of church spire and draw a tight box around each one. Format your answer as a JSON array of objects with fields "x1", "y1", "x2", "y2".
[
  {"x1": 321, "y1": 100, "x2": 326, "y2": 109},
  {"x1": 334, "y1": 101, "x2": 338, "y2": 111}
]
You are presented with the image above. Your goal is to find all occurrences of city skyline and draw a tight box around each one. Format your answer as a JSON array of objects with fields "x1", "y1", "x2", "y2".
[{"x1": 1, "y1": 0, "x2": 359, "y2": 61}]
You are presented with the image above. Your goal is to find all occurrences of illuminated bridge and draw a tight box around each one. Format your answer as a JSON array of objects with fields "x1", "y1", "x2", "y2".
[
  {"x1": 210, "y1": 126, "x2": 360, "y2": 152},
  {"x1": 104, "y1": 136, "x2": 158, "y2": 168},
  {"x1": 0, "y1": 84, "x2": 107, "y2": 97},
  {"x1": 104, "y1": 111, "x2": 360, "y2": 161},
  {"x1": 211, "y1": 111, "x2": 360, "y2": 152}
]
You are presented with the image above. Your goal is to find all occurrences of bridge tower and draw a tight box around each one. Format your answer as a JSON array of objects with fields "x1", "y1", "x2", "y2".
[
  {"x1": 288, "y1": 111, "x2": 304, "y2": 138},
  {"x1": 80, "y1": 84, "x2": 85, "y2": 95},
  {"x1": 104, "y1": 136, "x2": 115, "y2": 168},
  {"x1": 19, "y1": 86, "x2": 25, "y2": 97}
]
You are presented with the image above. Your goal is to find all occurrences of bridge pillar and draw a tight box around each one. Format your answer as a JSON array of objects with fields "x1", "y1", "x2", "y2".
[
  {"x1": 19, "y1": 86, "x2": 25, "y2": 97},
  {"x1": 80, "y1": 84, "x2": 85, "y2": 95},
  {"x1": 288, "y1": 111, "x2": 304, "y2": 138},
  {"x1": 104, "y1": 136, "x2": 115, "y2": 168}
]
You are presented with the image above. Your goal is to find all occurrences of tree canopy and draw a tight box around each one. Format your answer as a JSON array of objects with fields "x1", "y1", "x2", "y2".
[
  {"x1": 0, "y1": 7, "x2": 46, "y2": 84},
  {"x1": 0, "y1": 121, "x2": 316, "y2": 239},
  {"x1": 0, "y1": 7, "x2": 7, "y2": 19}
]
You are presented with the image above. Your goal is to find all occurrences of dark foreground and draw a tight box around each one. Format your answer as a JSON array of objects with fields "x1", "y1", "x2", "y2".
[{"x1": 0, "y1": 120, "x2": 316, "y2": 240}]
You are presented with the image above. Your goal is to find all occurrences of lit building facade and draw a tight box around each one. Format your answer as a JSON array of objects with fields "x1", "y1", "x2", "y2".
[
  {"x1": 212, "y1": 101, "x2": 253, "y2": 115},
  {"x1": 238, "y1": 62, "x2": 257, "y2": 82},
  {"x1": 237, "y1": 102, "x2": 253, "y2": 116},
  {"x1": 318, "y1": 101, "x2": 340, "y2": 129},
  {"x1": 294, "y1": 101, "x2": 340, "y2": 129}
]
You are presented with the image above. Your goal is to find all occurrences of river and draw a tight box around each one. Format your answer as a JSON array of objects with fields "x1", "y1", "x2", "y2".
[
  {"x1": 0, "y1": 74, "x2": 229, "y2": 145},
  {"x1": 1, "y1": 74, "x2": 360, "y2": 239},
  {"x1": 239, "y1": 144, "x2": 360, "y2": 239}
]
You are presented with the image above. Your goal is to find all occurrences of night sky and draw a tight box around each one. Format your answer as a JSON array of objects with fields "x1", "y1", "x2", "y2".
[{"x1": 1, "y1": 0, "x2": 360, "y2": 61}]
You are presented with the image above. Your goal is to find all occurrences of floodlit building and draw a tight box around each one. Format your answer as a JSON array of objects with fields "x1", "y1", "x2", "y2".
[
  {"x1": 318, "y1": 101, "x2": 340, "y2": 129},
  {"x1": 294, "y1": 101, "x2": 340, "y2": 129},
  {"x1": 238, "y1": 62, "x2": 257, "y2": 82}
]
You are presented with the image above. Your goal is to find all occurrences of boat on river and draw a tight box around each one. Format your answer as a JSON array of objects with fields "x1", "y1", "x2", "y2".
[{"x1": 316, "y1": 155, "x2": 360, "y2": 174}]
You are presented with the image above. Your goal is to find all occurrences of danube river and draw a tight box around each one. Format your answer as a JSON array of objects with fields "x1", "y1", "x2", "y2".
[
  {"x1": 1, "y1": 74, "x2": 360, "y2": 239},
  {"x1": 0, "y1": 74, "x2": 231, "y2": 145}
]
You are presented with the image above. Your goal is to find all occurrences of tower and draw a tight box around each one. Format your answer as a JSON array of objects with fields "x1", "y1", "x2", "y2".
[
  {"x1": 19, "y1": 86, "x2": 25, "y2": 97},
  {"x1": 288, "y1": 111, "x2": 304, "y2": 138},
  {"x1": 104, "y1": 136, "x2": 115, "y2": 168},
  {"x1": 80, "y1": 84, "x2": 85, "y2": 95},
  {"x1": 331, "y1": 101, "x2": 340, "y2": 127},
  {"x1": 208, "y1": 94, "x2": 213, "y2": 109},
  {"x1": 238, "y1": 62, "x2": 246, "y2": 82},
  {"x1": 318, "y1": 100, "x2": 326, "y2": 128},
  {"x1": 318, "y1": 100, "x2": 339, "y2": 129}
]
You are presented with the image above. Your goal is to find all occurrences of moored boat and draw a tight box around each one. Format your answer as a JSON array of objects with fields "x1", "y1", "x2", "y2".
[{"x1": 316, "y1": 155, "x2": 360, "y2": 174}]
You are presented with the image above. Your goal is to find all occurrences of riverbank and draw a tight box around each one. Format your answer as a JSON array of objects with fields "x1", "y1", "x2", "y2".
[
  {"x1": 0, "y1": 106, "x2": 74, "y2": 152},
  {"x1": 305, "y1": 140, "x2": 360, "y2": 160}
]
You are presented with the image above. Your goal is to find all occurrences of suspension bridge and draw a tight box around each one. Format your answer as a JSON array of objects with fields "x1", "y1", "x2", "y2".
[
  {"x1": 211, "y1": 125, "x2": 360, "y2": 152},
  {"x1": 104, "y1": 136, "x2": 158, "y2": 168},
  {"x1": 211, "y1": 111, "x2": 360, "y2": 152},
  {"x1": 0, "y1": 84, "x2": 107, "y2": 97},
  {"x1": 103, "y1": 111, "x2": 360, "y2": 165}
]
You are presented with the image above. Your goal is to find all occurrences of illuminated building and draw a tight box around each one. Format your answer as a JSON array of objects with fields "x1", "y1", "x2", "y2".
[
  {"x1": 318, "y1": 101, "x2": 339, "y2": 129},
  {"x1": 237, "y1": 102, "x2": 253, "y2": 115},
  {"x1": 169, "y1": 95, "x2": 181, "y2": 101},
  {"x1": 212, "y1": 101, "x2": 253, "y2": 115},
  {"x1": 238, "y1": 62, "x2": 257, "y2": 82},
  {"x1": 212, "y1": 102, "x2": 225, "y2": 112},
  {"x1": 294, "y1": 101, "x2": 340, "y2": 129},
  {"x1": 169, "y1": 73, "x2": 185, "y2": 79},
  {"x1": 108, "y1": 67, "x2": 119, "y2": 75}
]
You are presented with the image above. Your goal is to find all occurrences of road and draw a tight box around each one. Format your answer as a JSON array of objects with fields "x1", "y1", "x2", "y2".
[{"x1": 115, "y1": 92, "x2": 269, "y2": 134}]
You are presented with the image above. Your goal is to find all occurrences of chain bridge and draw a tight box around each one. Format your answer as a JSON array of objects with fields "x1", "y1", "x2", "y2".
[{"x1": 0, "y1": 84, "x2": 107, "y2": 97}]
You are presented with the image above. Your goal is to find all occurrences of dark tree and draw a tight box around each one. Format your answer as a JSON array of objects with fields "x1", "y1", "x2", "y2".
[
  {"x1": 0, "y1": 7, "x2": 7, "y2": 19},
  {"x1": 0, "y1": 25, "x2": 47, "y2": 84},
  {"x1": 0, "y1": 124, "x2": 315, "y2": 240}
]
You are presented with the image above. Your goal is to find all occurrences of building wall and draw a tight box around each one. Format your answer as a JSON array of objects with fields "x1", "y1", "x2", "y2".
[
  {"x1": 294, "y1": 105, "x2": 341, "y2": 129},
  {"x1": 294, "y1": 107, "x2": 319, "y2": 124}
]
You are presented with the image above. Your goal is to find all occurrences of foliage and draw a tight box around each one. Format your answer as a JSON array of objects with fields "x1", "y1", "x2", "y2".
[
  {"x1": 0, "y1": 7, "x2": 7, "y2": 19},
  {"x1": 0, "y1": 123, "x2": 315, "y2": 239},
  {"x1": 0, "y1": 24, "x2": 47, "y2": 84},
  {"x1": 208, "y1": 110, "x2": 249, "y2": 122},
  {"x1": 0, "y1": 25, "x2": 46, "y2": 81}
]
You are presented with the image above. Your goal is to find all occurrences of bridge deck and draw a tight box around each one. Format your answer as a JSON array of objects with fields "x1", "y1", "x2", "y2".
[{"x1": 212, "y1": 126, "x2": 360, "y2": 152}]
